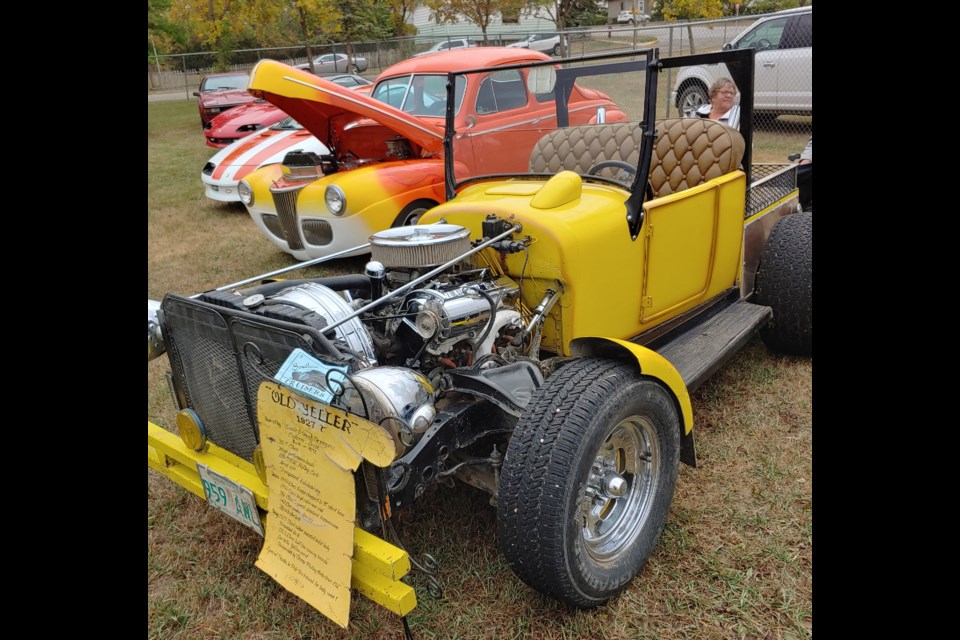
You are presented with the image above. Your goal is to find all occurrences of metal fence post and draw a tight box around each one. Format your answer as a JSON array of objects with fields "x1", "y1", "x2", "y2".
[{"x1": 182, "y1": 55, "x2": 190, "y2": 100}]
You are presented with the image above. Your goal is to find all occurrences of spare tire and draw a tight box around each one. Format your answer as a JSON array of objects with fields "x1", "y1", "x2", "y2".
[{"x1": 754, "y1": 212, "x2": 812, "y2": 356}]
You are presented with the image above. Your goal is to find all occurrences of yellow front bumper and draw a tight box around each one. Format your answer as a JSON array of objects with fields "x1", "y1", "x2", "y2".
[{"x1": 148, "y1": 421, "x2": 417, "y2": 616}]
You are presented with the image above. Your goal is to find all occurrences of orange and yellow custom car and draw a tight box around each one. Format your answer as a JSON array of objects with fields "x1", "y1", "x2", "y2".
[{"x1": 238, "y1": 48, "x2": 627, "y2": 261}]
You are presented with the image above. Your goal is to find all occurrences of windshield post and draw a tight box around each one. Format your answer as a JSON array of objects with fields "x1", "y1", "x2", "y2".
[
  {"x1": 621, "y1": 49, "x2": 660, "y2": 240},
  {"x1": 443, "y1": 71, "x2": 457, "y2": 201}
]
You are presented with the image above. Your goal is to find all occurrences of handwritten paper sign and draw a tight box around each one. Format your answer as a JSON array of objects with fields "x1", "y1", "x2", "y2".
[{"x1": 254, "y1": 382, "x2": 396, "y2": 628}]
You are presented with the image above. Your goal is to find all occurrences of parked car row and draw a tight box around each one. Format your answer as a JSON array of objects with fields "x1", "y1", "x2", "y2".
[
  {"x1": 237, "y1": 49, "x2": 624, "y2": 260},
  {"x1": 199, "y1": 74, "x2": 372, "y2": 201},
  {"x1": 195, "y1": 7, "x2": 812, "y2": 257}
]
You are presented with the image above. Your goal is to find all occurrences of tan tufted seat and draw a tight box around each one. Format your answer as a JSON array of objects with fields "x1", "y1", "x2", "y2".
[
  {"x1": 528, "y1": 123, "x2": 643, "y2": 175},
  {"x1": 528, "y1": 118, "x2": 745, "y2": 198},
  {"x1": 647, "y1": 118, "x2": 745, "y2": 198}
]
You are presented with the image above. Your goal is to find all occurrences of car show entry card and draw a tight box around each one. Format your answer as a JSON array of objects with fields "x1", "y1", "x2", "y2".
[
  {"x1": 254, "y1": 382, "x2": 396, "y2": 628},
  {"x1": 273, "y1": 348, "x2": 349, "y2": 405}
]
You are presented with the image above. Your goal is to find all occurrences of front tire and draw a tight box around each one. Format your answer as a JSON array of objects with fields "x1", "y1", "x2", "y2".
[
  {"x1": 553, "y1": 44, "x2": 562, "y2": 56},
  {"x1": 392, "y1": 199, "x2": 437, "y2": 227},
  {"x1": 677, "y1": 83, "x2": 708, "y2": 117},
  {"x1": 755, "y1": 212, "x2": 812, "y2": 356},
  {"x1": 498, "y1": 358, "x2": 681, "y2": 608}
]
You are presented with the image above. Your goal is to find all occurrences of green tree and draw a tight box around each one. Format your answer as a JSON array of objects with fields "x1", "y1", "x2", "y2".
[
  {"x1": 286, "y1": 0, "x2": 344, "y2": 74},
  {"x1": 659, "y1": 0, "x2": 722, "y2": 53},
  {"x1": 424, "y1": 0, "x2": 527, "y2": 43},
  {"x1": 148, "y1": 0, "x2": 189, "y2": 55},
  {"x1": 388, "y1": 0, "x2": 421, "y2": 36}
]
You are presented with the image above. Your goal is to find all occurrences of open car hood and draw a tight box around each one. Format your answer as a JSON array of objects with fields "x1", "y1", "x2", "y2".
[{"x1": 248, "y1": 59, "x2": 444, "y2": 153}]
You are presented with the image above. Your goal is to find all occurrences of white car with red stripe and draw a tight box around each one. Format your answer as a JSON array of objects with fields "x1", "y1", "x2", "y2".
[{"x1": 200, "y1": 116, "x2": 329, "y2": 203}]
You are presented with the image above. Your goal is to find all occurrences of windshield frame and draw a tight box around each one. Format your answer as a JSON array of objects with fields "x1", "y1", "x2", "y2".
[
  {"x1": 441, "y1": 49, "x2": 657, "y2": 208},
  {"x1": 440, "y1": 47, "x2": 756, "y2": 239}
]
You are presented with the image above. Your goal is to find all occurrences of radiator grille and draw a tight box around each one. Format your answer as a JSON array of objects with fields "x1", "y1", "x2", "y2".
[
  {"x1": 302, "y1": 219, "x2": 333, "y2": 246},
  {"x1": 270, "y1": 185, "x2": 306, "y2": 250},
  {"x1": 161, "y1": 294, "x2": 334, "y2": 462},
  {"x1": 261, "y1": 214, "x2": 284, "y2": 240}
]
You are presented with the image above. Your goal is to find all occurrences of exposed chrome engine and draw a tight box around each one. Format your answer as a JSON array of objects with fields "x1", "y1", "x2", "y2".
[{"x1": 150, "y1": 221, "x2": 557, "y2": 526}]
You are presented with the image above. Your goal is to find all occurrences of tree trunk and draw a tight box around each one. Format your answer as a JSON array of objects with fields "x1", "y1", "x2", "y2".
[{"x1": 686, "y1": 23, "x2": 696, "y2": 55}]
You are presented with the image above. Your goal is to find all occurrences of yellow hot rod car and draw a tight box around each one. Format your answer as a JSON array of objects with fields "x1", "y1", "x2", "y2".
[{"x1": 148, "y1": 47, "x2": 811, "y2": 628}]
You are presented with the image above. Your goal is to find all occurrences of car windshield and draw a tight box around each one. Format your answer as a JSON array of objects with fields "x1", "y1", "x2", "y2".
[
  {"x1": 435, "y1": 48, "x2": 760, "y2": 241},
  {"x1": 442, "y1": 48, "x2": 756, "y2": 204},
  {"x1": 445, "y1": 51, "x2": 653, "y2": 190},
  {"x1": 734, "y1": 17, "x2": 789, "y2": 51},
  {"x1": 201, "y1": 74, "x2": 248, "y2": 91},
  {"x1": 371, "y1": 73, "x2": 467, "y2": 117}
]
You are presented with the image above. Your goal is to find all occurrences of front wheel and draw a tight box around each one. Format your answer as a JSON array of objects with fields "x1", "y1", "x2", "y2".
[
  {"x1": 676, "y1": 83, "x2": 708, "y2": 118},
  {"x1": 392, "y1": 199, "x2": 437, "y2": 227},
  {"x1": 553, "y1": 44, "x2": 562, "y2": 56},
  {"x1": 498, "y1": 358, "x2": 681, "y2": 608}
]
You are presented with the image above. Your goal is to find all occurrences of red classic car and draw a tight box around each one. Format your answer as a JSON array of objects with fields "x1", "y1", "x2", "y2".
[
  {"x1": 238, "y1": 49, "x2": 627, "y2": 261},
  {"x1": 203, "y1": 99, "x2": 288, "y2": 148},
  {"x1": 193, "y1": 72, "x2": 258, "y2": 128}
]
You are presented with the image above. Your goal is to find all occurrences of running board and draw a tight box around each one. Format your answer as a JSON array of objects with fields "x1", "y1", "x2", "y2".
[{"x1": 655, "y1": 301, "x2": 772, "y2": 393}]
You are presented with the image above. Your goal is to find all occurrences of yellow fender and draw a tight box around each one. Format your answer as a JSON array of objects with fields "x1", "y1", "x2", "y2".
[{"x1": 569, "y1": 337, "x2": 697, "y2": 467}]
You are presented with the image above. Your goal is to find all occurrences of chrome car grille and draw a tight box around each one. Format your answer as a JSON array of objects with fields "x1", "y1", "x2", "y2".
[
  {"x1": 261, "y1": 214, "x2": 284, "y2": 240},
  {"x1": 160, "y1": 293, "x2": 335, "y2": 462},
  {"x1": 302, "y1": 219, "x2": 333, "y2": 246},
  {"x1": 269, "y1": 184, "x2": 306, "y2": 250}
]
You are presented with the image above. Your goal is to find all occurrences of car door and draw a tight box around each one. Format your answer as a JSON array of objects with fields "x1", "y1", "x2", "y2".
[
  {"x1": 775, "y1": 13, "x2": 812, "y2": 112},
  {"x1": 732, "y1": 16, "x2": 789, "y2": 111},
  {"x1": 460, "y1": 69, "x2": 556, "y2": 176}
]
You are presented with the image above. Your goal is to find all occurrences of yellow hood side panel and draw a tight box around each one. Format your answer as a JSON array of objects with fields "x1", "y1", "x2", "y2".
[{"x1": 420, "y1": 171, "x2": 747, "y2": 355}]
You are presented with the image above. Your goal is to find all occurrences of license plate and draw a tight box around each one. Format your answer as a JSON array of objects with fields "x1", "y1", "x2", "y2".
[{"x1": 197, "y1": 463, "x2": 264, "y2": 537}]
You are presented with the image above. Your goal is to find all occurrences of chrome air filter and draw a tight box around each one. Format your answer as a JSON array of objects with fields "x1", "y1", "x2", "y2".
[{"x1": 369, "y1": 224, "x2": 471, "y2": 269}]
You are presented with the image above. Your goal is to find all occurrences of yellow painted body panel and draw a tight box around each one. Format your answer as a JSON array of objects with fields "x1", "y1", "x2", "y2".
[
  {"x1": 245, "y1": 159, "x2": 446, "y2": 227},
  {"x1": 148, "y1": 421, "x2": 416, "y2": 615},
  {"x1": 419, "y1": 170, "x2": 748, "y2": 356}
]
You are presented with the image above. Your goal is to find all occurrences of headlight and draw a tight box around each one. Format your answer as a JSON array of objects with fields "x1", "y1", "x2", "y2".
[
  {"x1": 325, "y1": 185, "x2": 346, "y2": 215},
  {"x1": 238, "y1": 180, "x2": 254, "y2": 206}
]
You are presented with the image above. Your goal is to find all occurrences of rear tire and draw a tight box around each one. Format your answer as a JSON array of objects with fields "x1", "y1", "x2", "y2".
[
  {"x1": 498, "y1": 358, "x2": 681, "y2": 608},
  {"x1": 553, "y1": 44, "x2": 562, "y2": 56},
  {"x1": 755, "y1": 212, "x2": 812, "y2": 356}
]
